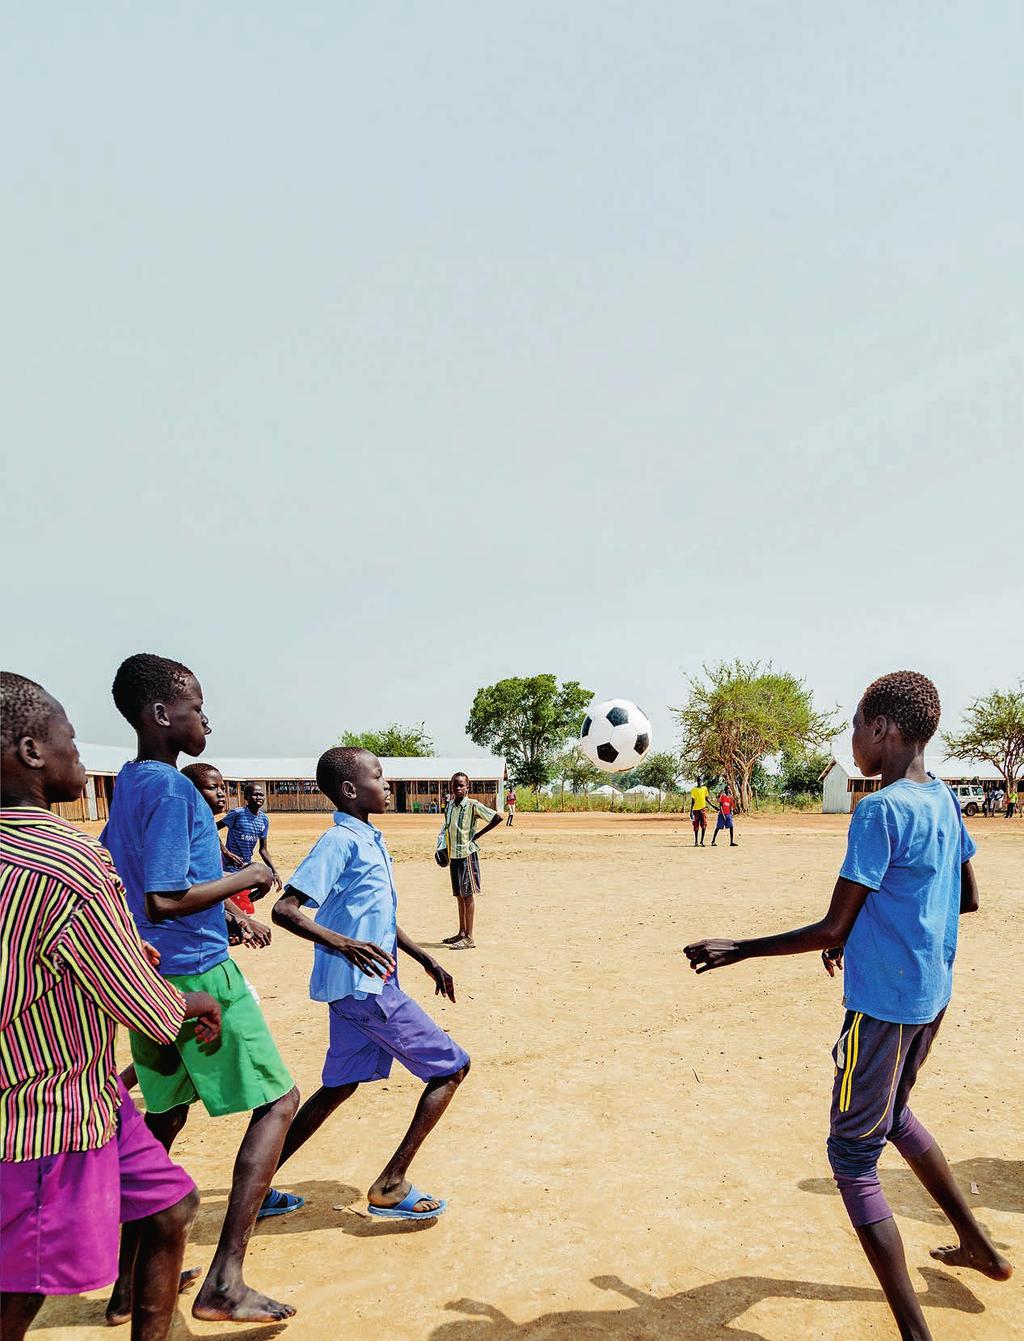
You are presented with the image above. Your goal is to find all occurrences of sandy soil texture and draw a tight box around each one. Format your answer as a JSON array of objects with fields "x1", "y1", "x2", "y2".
[{"x1": 33, "y1": 812, "x2": 1023, "y2": 1340}]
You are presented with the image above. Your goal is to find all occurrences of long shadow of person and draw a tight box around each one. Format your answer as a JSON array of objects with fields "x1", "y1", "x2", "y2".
[
  {"x1": 429, "y1": 1269, "x2": 982, "y2": 1340},
  {"x1": 798, "y1": 1156, "x2": 1022, "y2": 1235}
]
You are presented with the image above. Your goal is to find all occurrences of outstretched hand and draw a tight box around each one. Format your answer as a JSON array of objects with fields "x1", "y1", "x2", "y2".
[
  {"x1": 337, "y1": 936, "x2": 395, "y2": 978},
  {"x1": 822, "y1": 946, "x2": 844, "y2": 977},
  {"x1": 683, "y1": 939, "x2": 745, "y2": 974},
  {"x1": 423, "y1": 956, "x2": 456, "y2": 1002}
]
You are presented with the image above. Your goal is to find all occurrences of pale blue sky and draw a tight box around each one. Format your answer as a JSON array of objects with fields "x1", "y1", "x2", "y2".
[{"x1": 4, "y1": 3, "x2": 1022, "y2": 758}]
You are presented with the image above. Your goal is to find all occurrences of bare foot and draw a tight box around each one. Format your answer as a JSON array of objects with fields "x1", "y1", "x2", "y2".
[
  {"x1": 930, "y1": 1242, "x2": 1013, "y2": 1281},
  {"x1": 192, "y1": 1282, "x2": 296, "y2": 1323},
  {"x1": 106, "y1": 1267, "x2": 201, "y2": 1326},
  {"x1": 368, "y1": 1180, "x2": 441, "y2": 1214}
]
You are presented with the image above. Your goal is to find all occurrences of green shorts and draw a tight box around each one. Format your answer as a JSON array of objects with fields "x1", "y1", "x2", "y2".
[{"x1": 130, "y1": 958, "x2": 294, "y2": 1117}]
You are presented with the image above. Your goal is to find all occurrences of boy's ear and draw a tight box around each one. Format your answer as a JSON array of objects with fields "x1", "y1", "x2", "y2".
[
  {"x1": 16, "y1": 735, "x2": 46, "y2": 771},
  {"x1": 340, "y1": 779, "x2": 357, "y2": 799},
  {"x1": 151, "y1": 702, "x2": 171, "y2": 728}
]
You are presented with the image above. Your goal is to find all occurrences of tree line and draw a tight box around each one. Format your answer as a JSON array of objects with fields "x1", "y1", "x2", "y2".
[{"x1": 340, "y1": 672, "x2": 1024, "y2": 812}]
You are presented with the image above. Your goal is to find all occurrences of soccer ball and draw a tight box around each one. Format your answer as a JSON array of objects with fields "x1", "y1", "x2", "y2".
[{"x1": 579, "y1": 698, "x2": 652, "y2": 773}]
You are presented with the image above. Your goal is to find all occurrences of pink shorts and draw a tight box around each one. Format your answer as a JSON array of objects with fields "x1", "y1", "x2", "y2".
[{"x1": 0, "y1": 1081, "x2": 196, "y2": 1295}]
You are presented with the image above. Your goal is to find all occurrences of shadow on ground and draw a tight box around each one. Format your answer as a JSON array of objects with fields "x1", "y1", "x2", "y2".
[
  {"x1": 428, "y1": 1270, "x2": 982, "y2": 1341},
  {"x1": 798, "y1": 1157, "x2": 1024, "y2": 1232}
]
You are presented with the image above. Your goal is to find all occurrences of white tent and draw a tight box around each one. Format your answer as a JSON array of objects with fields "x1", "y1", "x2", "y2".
[
  {"x1": 590, "y1": 783, "x2": 623, "y2": 798},
  {"x1": 624, "y1": 784, "x2": 661, "y2": 798}
]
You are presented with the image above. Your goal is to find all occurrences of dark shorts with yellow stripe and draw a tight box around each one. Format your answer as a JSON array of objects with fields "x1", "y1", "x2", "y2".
[{"x1": 829, "y1": 1007, "x2": 945, "y2": 1151}]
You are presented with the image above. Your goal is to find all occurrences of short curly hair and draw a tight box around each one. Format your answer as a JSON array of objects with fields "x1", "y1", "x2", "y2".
[
  {"x1": 181, "y1": 762, "x2": 222, "y2": 790},
  {"x1": 112, "y1": 653, "x2": 195, "y2": 727},
  {"x1": 316, "y1": 746, "x2": 372, "y2": 801},
  {"x1": 860, "y1": 671, "x2": 941, "y2": 745},
  {"x1": 1, "y1": 672, "x2": 58, "y2": 752}
]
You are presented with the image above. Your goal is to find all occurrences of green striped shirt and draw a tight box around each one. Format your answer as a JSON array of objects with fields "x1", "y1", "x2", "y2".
[{"x1": 441, "y1": 797, "x2": 498, "y2": 859}]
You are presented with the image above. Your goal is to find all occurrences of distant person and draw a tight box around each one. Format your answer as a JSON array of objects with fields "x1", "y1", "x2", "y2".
[
  {"x1": 506, "y1": 785, "x2": 517, "y2": 826},
  {"x1": 685, "y1": 671, "x2": 1012, "y2": 1341},
  {"x1": 219, "y1": 783, "x2": 281, "y2": 904},
  {"x1": 436, "y1": 772, "x2": 502, "y2": 948},
  {"x1": 991, "y1": 787, "x2": 1004, "y2": 817},
  {"x1": 710, "y1": 785, "x2": 738, "y2": 847},
  {"x1": 0, "y1": 673, "x2": 220, "y2": 1341},
  {"x1": 272, "y1": 747, "x2": 469, "y2": 1220},
  {"x1": 101, "y1": 654, "x2": 300, "y2": 1326},
  {"x1": 689, "y1": 780, "x2": 711, "y2": 847},
  {"x1": 1006, "y1": 788, "x2": 1018, "y2": 819}
]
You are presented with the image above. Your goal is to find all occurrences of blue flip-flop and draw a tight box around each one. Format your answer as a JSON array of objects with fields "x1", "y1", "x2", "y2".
[
  {"x1": 257, "y1": 1187, "x2": 304, "y2": 1220},
  {"x1": 366, "y1": 1186, "x2": 447, "y2": 1220}
]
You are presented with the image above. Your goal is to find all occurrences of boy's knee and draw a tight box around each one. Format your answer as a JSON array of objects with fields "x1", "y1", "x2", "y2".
[
  {"x1": 151, "y1": 1186, "x2": 200, "y2": 1239},
  {"x1": 827, "y1": 1132, "x2": 881, "y2": 1182},
  {"x1": 278, "y1": 1085, "x2": 301, "y2": 1118}
]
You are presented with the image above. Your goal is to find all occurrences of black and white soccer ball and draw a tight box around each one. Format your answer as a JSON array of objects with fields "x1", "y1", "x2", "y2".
[{"x1": 579, "y1": 698, "x2": 652, "y2": 773}]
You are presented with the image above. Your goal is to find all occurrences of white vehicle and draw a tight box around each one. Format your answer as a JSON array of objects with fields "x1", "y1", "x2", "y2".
[{"x1": 949, "y1": 783, "x2": 985, "y2": 817}]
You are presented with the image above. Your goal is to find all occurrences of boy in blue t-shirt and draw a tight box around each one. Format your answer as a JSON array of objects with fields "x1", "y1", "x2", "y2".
[
  {"x1": 272, "y1": 747, "x2": 470, "y2": 1221},
  {"x1": 684, "y1": 671, "x2": 1011, "y2": 1341},
  {"x1": 101, "y1": 654, "x2": 300, "y2": 1327},
  {"x1": 218, "y1": 782, "x2": 281, "y2": 892}
]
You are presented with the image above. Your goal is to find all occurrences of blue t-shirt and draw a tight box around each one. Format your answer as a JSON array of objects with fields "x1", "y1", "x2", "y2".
[
  {"x1": 287, "y1": 811, "x2": 398, "y2": 1003},
  {"x1": 839, "y1": 778, "x2": 977, "y2": 1024},
  {"x1": 102, "y1": 760, "x2": 229, "y2": 977},
  {"x1": 221, "y1": 806, "x2": 270, "y2": 864}
]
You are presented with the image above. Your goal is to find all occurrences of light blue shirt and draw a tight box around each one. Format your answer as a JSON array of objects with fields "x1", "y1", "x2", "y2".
[
  {"x1": 287, "y1": 811, "x2": 398, "y2": 1003},
  {"x1": 101, "y1": 760, "x2": 229, "y2": 977},
  {"x1": 839, "y1": 777, "x2": 977, "y2": 1025}
]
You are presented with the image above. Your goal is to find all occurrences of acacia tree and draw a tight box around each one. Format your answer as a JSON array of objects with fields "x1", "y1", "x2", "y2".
[
  {"x1": 339, "y1": 722, "x2": 434, "y2": 757},
  {"x1": 944, "y1": 686, "x2": 1024, "y2": 793},
  {"x1": 466, "y1": 674, "x2": 592, "y2": 791},
  {"x1": 672, "y1": 661, "x2": 843, "y2": 812}
]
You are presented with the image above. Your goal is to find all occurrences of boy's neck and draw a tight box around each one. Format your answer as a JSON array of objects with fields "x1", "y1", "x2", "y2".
[
  {"x1": 1, "y1": 785, "x2": 49, "y2": 809},
  {"x1": 335, "y1": 798, "x2": 373, "y2": 826},
  {"x1": 247, "y1": 801, "x2": 261, "y2": 814},
  {"x1": 879, "y1": 741, "x2": 929, "y2": 788},
  {"x1": 134, "y1": 728, "x2": 179, "y2": 768}
]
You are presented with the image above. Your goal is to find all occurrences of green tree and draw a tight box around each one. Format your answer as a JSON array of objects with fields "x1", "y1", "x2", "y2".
[
  {"x1": 779, "y1": 746, "x2": 832, "y2": 798},
  {"x1": 944, "y1": 686, "x2": 1024, "y2": 793},
  {"x1": 672, "y1": 661, "x2": 843, "y2": 812},
  {"x1": 466, "y1": 674, "x2": 592, "y2": 790},
  {"x1": 552, "y1": 746, "x2": 603, "y2": 796},
  {"x1": 339, "y1": 722, "x2": 434, "y2": 757},
  {"x1": 631, "y1": 751, "x2": 682, "y2": 808}
]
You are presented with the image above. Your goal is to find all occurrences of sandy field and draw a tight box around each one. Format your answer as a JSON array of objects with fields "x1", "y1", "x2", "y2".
[{"x1": 32, "y1": 812, "x2": 1023, "y2": 1341}]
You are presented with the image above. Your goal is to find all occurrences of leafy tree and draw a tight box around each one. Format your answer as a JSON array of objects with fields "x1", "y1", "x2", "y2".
[
  {"x1": 672, "y1": 661, "x2": 843, "y2": 812},
  {"x1": 944, "y1": 686, "x2": 1024, "y2": 793},
  {"x1": 779, "y1": 746, "x2": 832, "y2": 798},
  {"x1": 627, "y1": 751, "x2": 682, "y2": 808},
  {"x1": 339, "y1": 722, "x2": 434, "y2": 757},
  {"x1": 466, "y1": 674, "x2": 592, "y2": 790},
  {"x1": 552, "y1": 746, "x2": 603, "y2": 799}
]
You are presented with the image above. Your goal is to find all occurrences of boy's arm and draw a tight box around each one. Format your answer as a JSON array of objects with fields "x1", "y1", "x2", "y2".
[
  {"x1": 471, "y1": 804, "x2": 502, "y2": 843},
  {"x1": 396, "y1": 925, "x2": 456, "y2": 1001},
  {"x1": 221, "y1": 840, "x2": 245, "y2": 868},
  {"x1": 684, "y1": 876, "x2": 872, "y2": 974},
  {"x1": 960, "y1": 860, "x2": 979, "y2": 914},
  {"x1": 258, "y1": 836, "x2": 282, "y2": 890},
  {"x1": 146, "y1": 864, "x2": 275, "y2": 921},
  {"x1": 271, "y1": 889, "x2": 394, "y2": 977}
]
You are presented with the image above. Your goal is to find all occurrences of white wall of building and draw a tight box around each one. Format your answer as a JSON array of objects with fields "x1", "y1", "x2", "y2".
[{"x1": 822, "y1": 764, "x2": 852, "y2": 814}]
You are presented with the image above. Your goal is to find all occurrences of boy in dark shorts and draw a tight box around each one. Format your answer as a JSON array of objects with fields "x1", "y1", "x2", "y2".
[
  {"x1": 710, "y1": 785, "x2": 737, "y2": 847},
  {"x1": 219, "y1": 782, "x2": 281, "y2": 893},
  {"x1": 102, "y1": 655, "x2": 301, "y2": 1326},
  {"x1": 0, "y1": 673, "x2": 221, "y2": 1341},
  {"x1": 435, "y1": 771, "x2": 502, "y2": 948},
  {"x1": 273, "y1": 747, "x2": 470, "y2": 1220},
  {"x1": 684, "y1": 672, "x2": 1011, "y2": 1341},
  {"x1": 689, "y1": 780, "x2": 710, "y2": 846}
]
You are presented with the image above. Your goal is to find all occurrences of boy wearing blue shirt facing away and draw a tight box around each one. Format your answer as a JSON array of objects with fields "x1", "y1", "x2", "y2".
[
  {"x1": 685, "y1": 671, "x2": 1011, "y2": 1341},
  {"x1": 101, "y1": 654, "x2": 300, "y2": 1327},
  {"x1": 273, "y1": 747, "x2": 470, "y2": 1220}
]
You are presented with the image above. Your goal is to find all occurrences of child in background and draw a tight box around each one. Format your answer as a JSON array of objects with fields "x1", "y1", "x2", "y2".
[
  {"x1": 436, "y1": 771, "x2": 502, "y2": 948},
  {"x1": 1, "y1": 673, "x2": 221, "y2": 1341},
  {"x1": 685, "y1": 672, "x2": 1011, "y2": 1341},
  {"x1": 273, "y1": 747, "x2": 469, "y2": 1220},
  {"x1": 219, "y1": 782, "x2": 281, "y2": 896},
  {"x1": 182, "y1": 764, "x2": 271, "y2": 947},
  {"x1": 710, "y1": 785, "x2": 737, "y2": 847},
  {"x1": 689, "y1": 779, "x2": 710, "y2": 847},
  {"x1": 101, "y1": 654, "x2": 301, "y2": 1326}
]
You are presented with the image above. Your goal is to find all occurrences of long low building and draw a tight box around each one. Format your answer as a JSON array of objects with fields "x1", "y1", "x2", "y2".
[
  {"x1": 820, "y1": 750, "x2": 1015, "y2": 815},
  {"x1": 59, "y1": 745, "x2": 507, "y2": 822}
]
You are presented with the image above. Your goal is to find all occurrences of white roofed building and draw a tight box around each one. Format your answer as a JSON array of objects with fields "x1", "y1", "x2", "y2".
[
  {"x1": 820, "y1": 749, "x2": 1011, "y2": 815},
  {"x1": 61, "y1": 745, "x2": 506, "y2": 822}
]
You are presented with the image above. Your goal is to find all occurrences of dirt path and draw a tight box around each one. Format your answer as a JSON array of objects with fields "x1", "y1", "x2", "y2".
[{"x1": 36, "y1": 814, "x2": 1022, "y2": 1340}]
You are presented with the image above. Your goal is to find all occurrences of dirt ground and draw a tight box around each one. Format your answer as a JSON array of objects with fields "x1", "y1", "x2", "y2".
[{"x1": 33, "y1": 812, "x2": 1023, "y2": 1341}]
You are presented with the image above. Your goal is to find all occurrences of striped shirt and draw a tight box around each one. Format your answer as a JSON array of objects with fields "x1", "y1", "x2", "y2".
[
  {"x1": 0, "y1": 807, "x2": 186, "y2": 1162},
  {"x1": 440, "y1": 797, "x2": 498, "y2": 860}
]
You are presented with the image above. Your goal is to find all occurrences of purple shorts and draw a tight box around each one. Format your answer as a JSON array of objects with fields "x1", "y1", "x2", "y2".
[
  {"x1": 324, "y1": 980, "x2": 470, "y2": 1087},
  {"x1": 0, "y1": 1081, "x2": 195, "y2": 1295}
]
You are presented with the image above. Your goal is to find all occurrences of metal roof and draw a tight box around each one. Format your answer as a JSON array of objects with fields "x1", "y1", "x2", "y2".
[
  {"x1": 76, "y1": 744, "x2": 506, "y2": 782},
  {"x1": 822, "y1": 750, "x2": 1005, "y2": 783}
]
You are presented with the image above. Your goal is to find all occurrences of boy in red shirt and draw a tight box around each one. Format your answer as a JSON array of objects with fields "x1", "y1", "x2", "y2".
[{"x1": 711, "y1": 785, "x2": 737, "y2": 847}]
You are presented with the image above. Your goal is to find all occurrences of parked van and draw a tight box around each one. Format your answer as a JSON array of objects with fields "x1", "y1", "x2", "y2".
[{"x1": 950, "y1": 784, "x2": 985, "y2": 817}]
